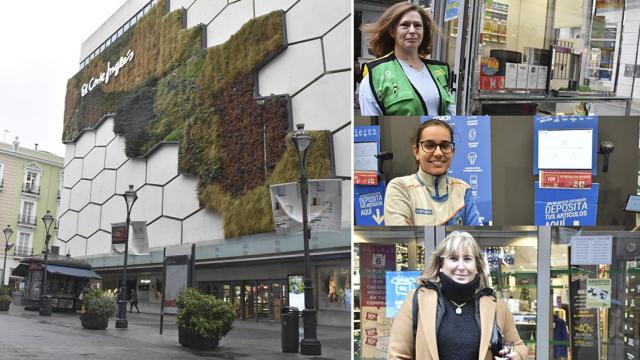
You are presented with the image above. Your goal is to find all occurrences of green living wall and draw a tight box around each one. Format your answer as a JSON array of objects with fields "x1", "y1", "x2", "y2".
[{"x1": 63, "y1": 0, "x2": 332, "y2": 237}]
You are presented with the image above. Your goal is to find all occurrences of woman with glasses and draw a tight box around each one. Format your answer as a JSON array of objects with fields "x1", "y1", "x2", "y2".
[
  {"x1": 384, "y1": 119, "x2": 481, "y2": 225},
  {"x1": 388, "y1": 231, "x2": 527, "y2": 360},
  {"x1": 358, "y1": 2, "x2": 455, "y2": 116}
]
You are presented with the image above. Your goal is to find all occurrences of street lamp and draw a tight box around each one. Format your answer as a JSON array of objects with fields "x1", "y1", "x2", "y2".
[
  {"x1": 290, "y1": 123, "x2": 322, "y2": 355},
  {"x1": 116, "y1": 184, "x2": 137, "y2": 329},
  {"x1": 39, "y1": 210, "x2": 54, "y2": 316},
  {"x1": 2, "y1": 225, "x2": 14, "y2": 286}
]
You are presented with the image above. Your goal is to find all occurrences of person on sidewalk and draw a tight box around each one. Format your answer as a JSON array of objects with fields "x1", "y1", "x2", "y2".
[{"x1": 129, "y1": 289, "x2": 140, "y2": 313}]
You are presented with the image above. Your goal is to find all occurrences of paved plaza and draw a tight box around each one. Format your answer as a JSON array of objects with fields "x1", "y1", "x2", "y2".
[{"x1": 0, "y1": 306, "x2": 350, "y2": 360}]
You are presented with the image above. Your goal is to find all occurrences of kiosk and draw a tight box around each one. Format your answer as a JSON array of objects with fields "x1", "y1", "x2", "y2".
[{"x1": 12, "y1": 254, "x2": 102, "y2": 312}]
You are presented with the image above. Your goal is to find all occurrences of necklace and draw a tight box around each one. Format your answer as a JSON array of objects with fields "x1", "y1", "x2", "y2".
[{"x1": 449, "y1": 299, "x2": 468, "y2": 315}]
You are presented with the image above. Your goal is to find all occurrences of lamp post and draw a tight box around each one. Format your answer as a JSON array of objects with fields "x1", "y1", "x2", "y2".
[
  {"x1": 2, "y1": 225, "x2": 14, "y2": 286},
  {"x1": 116, "y1": 185, "x2": 137, "y2": 329},
  {"x1": 39, "y1": 210, "x2": 54, "y2": 316},
  {"x1": 290, "y1": 123, "x2": 322, "y2": 355}
]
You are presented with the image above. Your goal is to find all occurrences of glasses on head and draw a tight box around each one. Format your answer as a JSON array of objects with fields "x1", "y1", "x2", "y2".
[{"x1": 419, "y1": 140, "x2": 455, "y2": 154}]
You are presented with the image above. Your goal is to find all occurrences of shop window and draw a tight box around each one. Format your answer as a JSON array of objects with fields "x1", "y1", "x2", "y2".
[{"x1": 550, "y1": 228, "x2": 640, "y2": 360}]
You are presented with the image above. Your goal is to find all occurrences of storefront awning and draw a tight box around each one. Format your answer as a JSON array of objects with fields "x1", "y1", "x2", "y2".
[{"x1": 46, "y1": 265, "x2": 102, "y2": 279}]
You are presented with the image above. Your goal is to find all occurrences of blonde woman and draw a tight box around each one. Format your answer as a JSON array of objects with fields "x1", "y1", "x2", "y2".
[{"x1": 388, "y1": 231, "x2": 527, "y2": 359}]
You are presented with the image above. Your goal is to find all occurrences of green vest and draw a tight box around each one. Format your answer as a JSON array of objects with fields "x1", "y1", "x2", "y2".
[{"x1": 366, "y1": 54, "x2": 454, "y2": 116}]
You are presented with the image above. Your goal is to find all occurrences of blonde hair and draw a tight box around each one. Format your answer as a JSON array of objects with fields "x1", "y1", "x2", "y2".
[
  {"x1": 361, "y1": 2, "x2": 440, "y2": 58},
  {"x1": 422, "y1": 231, "x2": 491, "y2": 289}
]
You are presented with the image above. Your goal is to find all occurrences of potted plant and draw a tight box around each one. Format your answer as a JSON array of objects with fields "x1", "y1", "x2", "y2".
[
  {"x1": 176, "y1": 288, "x2": 235, "y2": 349},
  {"x1": 80, "y1": 288, "x2": 116, "y2": 330},
  {"x1": 0, "y1": 286, "x2": 11, "y2": 311}
]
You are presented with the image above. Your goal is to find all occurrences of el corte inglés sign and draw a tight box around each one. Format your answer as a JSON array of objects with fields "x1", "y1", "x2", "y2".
[{"x1": 80, "y1": 49, "x2": 135, "y2": 97}]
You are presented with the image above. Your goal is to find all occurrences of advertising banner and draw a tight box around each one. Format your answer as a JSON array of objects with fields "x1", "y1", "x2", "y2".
[
  {"x1": 533, "y1": 115, "x2": 598, "y2": 175},
  {"x1": 444, "y1": 0, "x2": 460, "y2": 22},
  {"x1": 385, "y1": 271, "x2": 421, "y2": 318},
  {"x1": 354, "y1": 126, "x2": 384, "y2": 226},
  {"x1": 570, "y1": 267, "x2": 600, "y2": 360},
  {"x1": 360, "y1": 244, "x2": 396, "y2": 308},
  {"x1": 422, "y1": 116, "x2": 493, "y2": 224},
  {"x1": 288, "y1": 275, "x2": 305, "y2": 311},
  {"x1": 111, "y1": 221, "x2": 149, "y2": 255},
  {"x1": 534, "y1": 182, "x2": 598, "y2": 226},
  {"x1": 163, "y1": 255, "x2": 190, "y2": 315},
  {"x1": 269, "y1": 179, "x2": 342, "y2": 234}
]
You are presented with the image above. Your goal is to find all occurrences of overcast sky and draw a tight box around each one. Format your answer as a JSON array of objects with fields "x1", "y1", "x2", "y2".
[{"x1": 0, "y1": 1, "x2": 126, "y2": 157}]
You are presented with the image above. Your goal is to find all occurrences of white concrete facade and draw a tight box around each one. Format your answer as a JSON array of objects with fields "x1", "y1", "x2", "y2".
[{"x1": 59, "y1": 0, "x2": 352, "y2": 258}]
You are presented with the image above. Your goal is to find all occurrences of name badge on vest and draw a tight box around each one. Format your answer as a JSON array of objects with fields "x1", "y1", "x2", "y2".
[{"x1": 415, "y1": 208, "x2": 432, "y2": 215}]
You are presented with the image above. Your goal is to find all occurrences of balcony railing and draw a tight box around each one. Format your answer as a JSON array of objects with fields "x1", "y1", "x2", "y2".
[
  {"x1": 22, "y1": 183, "x2": 40, "y2": 195},
  {"x1": 17, "y1": 214, "x2": 37, "y2": 226},
  {"x1": 15, "y1": 248, "x2": 32, "y2": 257}
]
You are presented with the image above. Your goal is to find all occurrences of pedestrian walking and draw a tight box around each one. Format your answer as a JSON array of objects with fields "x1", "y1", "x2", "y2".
[{"x1": 129, "y1": 289, "x2": 140, "y2": 313}]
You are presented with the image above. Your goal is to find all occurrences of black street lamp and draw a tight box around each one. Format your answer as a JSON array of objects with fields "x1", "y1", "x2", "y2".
[
  {"x1": 116, "y1": 185, "x2": 137, "y2": 329},
  {"x1": 2, "y1": 225, "x2": 14, "y2": 286},
  {"x1": 290, "y1": 123, "x2": 322, "y2": 355},
  {"x1": 39, "y1": 210, "x2": 54, "y2": 316}
]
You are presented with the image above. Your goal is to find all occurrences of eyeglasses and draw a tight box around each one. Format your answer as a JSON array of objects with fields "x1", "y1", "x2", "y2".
[{"x1": 419, "y1": 140, "x2": 455, "y2": 154}]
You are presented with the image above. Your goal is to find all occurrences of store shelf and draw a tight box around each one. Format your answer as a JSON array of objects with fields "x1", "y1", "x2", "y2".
[
  {"x1": 486, "y1": 8, "x2": 508, "y2": 15},
  {"x1": 483, "y1": 31, "x2": 507, "y2": 37}
]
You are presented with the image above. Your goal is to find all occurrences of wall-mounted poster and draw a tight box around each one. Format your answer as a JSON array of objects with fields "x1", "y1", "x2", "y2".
[{"x1": 288, "y1": 275, "x2": 305, "y2": 311}]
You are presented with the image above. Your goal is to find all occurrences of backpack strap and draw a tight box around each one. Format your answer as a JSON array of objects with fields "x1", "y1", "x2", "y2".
[{"x1": 412, "y1": 286, "x2": 420, "y2": 338}]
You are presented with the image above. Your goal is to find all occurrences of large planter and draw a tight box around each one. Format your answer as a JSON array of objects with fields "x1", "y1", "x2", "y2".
[
  {"x1": 80, "y1": 313, "x2": 109, "y2": 330},
  {"x1": 0, "y1": 302, "x2": 9, "y2": 311},
  {"x1": 178, "y1": 327, "x2": 220, "y2": 349}
]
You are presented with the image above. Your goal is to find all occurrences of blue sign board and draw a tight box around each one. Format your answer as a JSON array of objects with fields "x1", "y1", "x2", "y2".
[
  {"x1": 354, "y1": 126, "x2": 384, "y2": 226},
  {"x1": 534, "y1": 182, "x2": 599, "y2": 226},
  {"x1": 385, "y1": 271, "x2": 421, "y2": 318},
  {"x1": 421, "y1": 116, "x2": 493, "y2": 224},
  {"x1": 533, "y1": 115, "x2": 598, "y2": 175},
  {"x1": 355, "y1": 183, "x2": 386, "y2": 226}
]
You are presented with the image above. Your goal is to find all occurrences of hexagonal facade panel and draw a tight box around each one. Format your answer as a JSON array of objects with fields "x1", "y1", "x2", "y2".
[
  {"x1": 82, "y1": 147, "x2": 106, "y2": 180},
  {"x1": 291, "y1": 72, "x2": 349, "y2": 132},
  {"x1": 115, "y1": 159, "x2": 146, "y2": 195},
  {"x1": 105, "y1": 136, "x2": 128, "y2": 169},
  {"x1": 255, "y1": 0, "x2": 296, "y2": 17},
  {"x1": 332, "y1": 125, "x2": 351, "y2": 178},
  {"x1": 258, "y1": 40, "x2": 324, "y2": 96},
  {"x1": 85, "y1": 231, "x2": 113, "y2": 256},
  {"x1": 57, "y1": 211, "x2": 78, "y2": 242},
  {"x1": 130, "y1": 185, "x2": 163, "y2": 223},
  {"x1": 323, "y1": 19, "x2": 349, "y2": 71},
  {"x1": 182, "y1": 209, "x2": 224, "y2": 243},
  {"x1": 64, "y1": 143, "x2": 76, "y2": 166},
  {"x1": 77, "y1": 204, "x2": 101, "y2": 237},
  {"x1": 100, "y1": 195, "x2": 127, "y2": 232},
  {"x1": 147, "y1": 217, "x2": 182, "y2": 248},
  {"x1": 162, "y1": 176, "x2": 200, "y2": 219},
  {"x1": 90, "y1": 170, "x2": 116, "y2": 205},
  {"x1": 63, "y1": 158, "x2": 83, "y2": 188},
  {"x1": 146, "y1": 144, "x2": 179, "y2": 185},
  {"x1": 285, "y1": 0, "x2": 350, "y2": 43},
  {"x1": 95, "y1": 117, "x2": 116, "y2": 146},
  {"x1": 58, "y1": 188, "x2": 71, "y2": 214},
  {"x1": 206, "y1": 0, "x2": 253, "y2": 47},
  {"x1": 69, "y1": 180, "x2": 91, "y2": 211},
  {"x1": 186, "y1": 0, "x2": 226, "y2": 27},
  {"x1": 74, "y1": 131, "x2": 96, "y2": 158},
  {"x1": 67, "y1": 235, "x2": 87, "y2": 257}
]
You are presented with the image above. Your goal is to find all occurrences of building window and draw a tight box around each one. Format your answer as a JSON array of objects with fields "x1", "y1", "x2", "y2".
[
  {"x1": 19, "y1": 200, "x2": 37, "y2": 226},
  {"x1": 0, "y1": 162, "x2": 4, "y2": 189},
  {"x1": 23, "y1": 165, "x2": 41, "y2": 195},
  {"x1": 16, "y1": 232, "x2": 32, "y2": 257}
]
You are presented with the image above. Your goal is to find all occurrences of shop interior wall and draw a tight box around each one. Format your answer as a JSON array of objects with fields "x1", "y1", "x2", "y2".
[{"x1": 355, "y1": 116, "x2": 639, "y2": 225}]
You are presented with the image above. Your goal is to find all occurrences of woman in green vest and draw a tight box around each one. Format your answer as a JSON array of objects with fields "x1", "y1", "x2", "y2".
[{"x1": 359, "y1": 2, "x2": 456, "y2": 116}]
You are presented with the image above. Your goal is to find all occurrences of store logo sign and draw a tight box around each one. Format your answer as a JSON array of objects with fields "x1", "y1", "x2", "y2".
[{"x1": 81, "y1": 49, "x2": 135, "y2": 97}]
